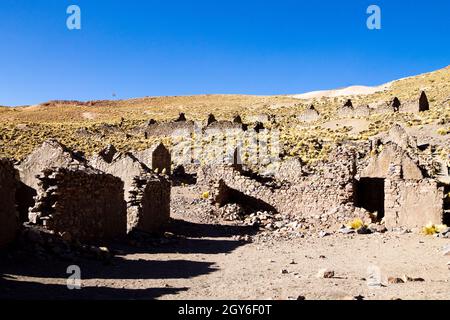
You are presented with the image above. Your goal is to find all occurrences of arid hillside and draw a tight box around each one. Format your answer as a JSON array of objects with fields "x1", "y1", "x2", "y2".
[{"x1": 0, "y1": 65, "x2": 449, "y2": 161}]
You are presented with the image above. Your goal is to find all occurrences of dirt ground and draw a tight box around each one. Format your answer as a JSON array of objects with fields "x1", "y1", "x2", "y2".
[{"x1": 1, "y1": 187, "x2": 449, "y2": 300}]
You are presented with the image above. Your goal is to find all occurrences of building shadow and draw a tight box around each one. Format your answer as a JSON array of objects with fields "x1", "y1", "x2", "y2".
[
  {"x1": 167, "y1": 219, "x2": 257, "y2": 238},
  {"x1": 0, "y1": 275, "x2": 188, "y2": 300},
  {"x1": 0, "y1": 256, "x2": 216, "y2": 280}
]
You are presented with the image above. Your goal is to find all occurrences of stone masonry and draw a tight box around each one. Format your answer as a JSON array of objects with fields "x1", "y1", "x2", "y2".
[
  {"x1": 90, "y1": 147, "x2": 149, "y2": 202},
  {"x1": 17, "y1": 139, "x2": 85, "y2": 221},
  {"x1": 0, "y1": 159, "x2": 19, "y2": 247},
  {"x1": 133, "y1": 143, "x2": 171, "y2": 174},
  {"x1": 127, "y1": 174, "x2": 171, "y2": 233},
  {"x1": 29, "y1": 166, "x2": 127, "y2": 242},
  {"x1": 198, "y1": 146, "x2": 357, "y2": 218},
  {"x1": 90, "y1": 145, "x2": 172, "y2": 234},
  {"x1": 385, "y1": 179, "x2": 444, "y2": 228}
]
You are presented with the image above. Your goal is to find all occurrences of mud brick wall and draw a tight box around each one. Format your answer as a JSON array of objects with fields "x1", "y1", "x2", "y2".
[
  {"x1": 0, "y1": 159, "x2": 19, "y2": 247},
  {"x1": 127, "y1": 174, "x2": 171, "y2": 233},
  {"x1": 384, "y1": 179, "x2": 444, "y2": 229},
  {"x1": 29, "y1": 166, "x2": 127, "y2": 242}
]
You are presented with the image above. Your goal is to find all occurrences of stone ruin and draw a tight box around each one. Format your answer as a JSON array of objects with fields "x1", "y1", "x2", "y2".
[
  {"x1": 16, "y1": 139, "x2": 86, "y2": 222},
  {"x1": 253, "y1": 122, "x2": 265, "y2": 133},
  {"x1": 141, "y1": 119, "x2": 195, "y2": 137},
  {"x1": 419, "y1": 91, "x2": 430, "y2": 112},
  {"x1": 344, "y1": 99, "x2": 353, "y2": 108},
  {"x1": 233, "y1": 115, "x2": 242, "y2": 124},
  {"x1": 29, "y1": 166, "x2": 127, "y2": 242},
  {"x1": 207, "y1": 114, "x2": 217, "y2": 126},
  {"x1": 0, "y1": 139, "x2": 173, "y2": 244},
  {"x1": 298, "y1": 105, "x2": 320, "y2": 122},
  {"x1": 357, "y1": 142, "x2": 445, "y2": 228},
  {"x1": 175, "y1": 112, "x2": 187, "y2": 122},
  {"x1": 337, "y1": 99, "x2": 355, "y2": 117},
  {"x1": 0, "y1": 159, "x2": 19, "y2": 247},
  {"x1": 133, "y1": 143, "x2": 172, "y2": 174},
  {"x1": 370, "y1": 123, "x2": 417, "y2": 153},
  {"x1": 198, "y1": 137, "x2": 447, "y2": 230},
  {"x1": 127, "y1": 173, "x2": 171, "y2": 233},
  {"x1": 198, "y1": 146, "x2": 356, "y2": 219},
  {"x1": 391, "y1": 97, "x2": 401, "y2": 112},
  {"x1": 90, "y1": 147, "x2": 149, "y2": 201},
  {"x1": 90, "y1": 144, "x2": 171, "y2": 234}
]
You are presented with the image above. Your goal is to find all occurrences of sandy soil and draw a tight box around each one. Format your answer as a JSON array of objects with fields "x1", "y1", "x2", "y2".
[{"x1": 1, "y1": 187, "x2": 449, "y2": 300}]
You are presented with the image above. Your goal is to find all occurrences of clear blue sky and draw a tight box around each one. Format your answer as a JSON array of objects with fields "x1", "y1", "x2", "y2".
[{"x1": 0, "y1": 0, "x2": 449, "y2": 106}]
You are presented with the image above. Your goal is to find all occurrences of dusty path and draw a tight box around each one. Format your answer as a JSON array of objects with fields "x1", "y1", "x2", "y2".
[{"x1": 1, "y1": 217, "x2": 449, "y2": 300}]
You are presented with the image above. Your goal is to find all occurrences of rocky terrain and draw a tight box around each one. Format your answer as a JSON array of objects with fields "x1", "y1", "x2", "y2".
[{"x1": 0, "y1": 65, "x2": 449, "y2": 300}]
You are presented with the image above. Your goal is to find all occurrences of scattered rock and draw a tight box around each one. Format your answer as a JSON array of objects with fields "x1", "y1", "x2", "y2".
[
  {"x1": 317, "y1": 268, "x2": 335, "y2": 278},
  {"x1": 338, "y1": 227, "x2": 355, "y2": 234},
  {"x1": 281, "y1": 269, "x2": 289, "y2": 274},
  {"x1": 388, "y1": 277, "x2": 405, "y2": 284},
  {"x1": 318, "y1": 231, "x2": 330, "y2": 238},
  {"x1": 401, "y1": 275, "x2": 425, "y2": 282},
  {"x1": 356, "y1": 226, "x2": 372, "y2": 235}
]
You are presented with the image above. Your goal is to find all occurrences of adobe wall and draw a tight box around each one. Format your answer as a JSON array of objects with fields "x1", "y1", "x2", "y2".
[{"x1": 29, "y1": 166, "x2": 127, "y2": 242}]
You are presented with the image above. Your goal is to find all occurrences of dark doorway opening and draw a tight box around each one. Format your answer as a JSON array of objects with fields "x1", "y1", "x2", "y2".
[
  {"x1": 444, "y1": 185, "x2": 450, "y2": 225},
  {"x1": 15, "y1": 182, "x2": 36, "y2": 223},
  {"x1": 355, "y1": 178, "x2": 385, "y2": 220}
]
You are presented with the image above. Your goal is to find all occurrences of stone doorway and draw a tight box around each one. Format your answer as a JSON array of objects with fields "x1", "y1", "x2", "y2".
[{"x1": 356, "y1": 178, "x2": 385, "y2": 220}]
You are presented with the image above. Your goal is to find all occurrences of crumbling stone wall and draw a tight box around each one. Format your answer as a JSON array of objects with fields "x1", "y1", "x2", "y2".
[
  {"x1": 298, "y1": 106, "x2": 320, "y2": 122},
  {"x1": 385, "y1": 179, "x2": 444, "y2": 229},
  {"x1": 133, "y1": 143, "x2": 171, "y2": 174},
  {"x1": 0, "y1": 159, "x2": 19, "y2": 247},
  {"x1": 16, "y1": 139, "x2": 85, "y2": 221},
  {"x1": 90, "y1": 148, "x2": 149, "y2": 202},
  {"x1": 198, "y1": 146, "x2": 357, "y2": 217},
  {"x1": 142, "y1": 121, "x2": 195, "y2": 137},
  {"x1": 127, "y1": 174, "x2": 171, "y2": 233},
  {"x1": 361, "y1": 142, "x2": 423, "y2": 180},
  {"x1": 29, "y1": 166, "x2": 127, "y2": 242}
]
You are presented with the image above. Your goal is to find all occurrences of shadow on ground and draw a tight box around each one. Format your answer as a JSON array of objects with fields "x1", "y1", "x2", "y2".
[
  {"x1": 0, "y1": 275, "x2": 188, "y2": 300},
  {"x1": 0, "y1": 219, "x2": 255, "y2": 300}
]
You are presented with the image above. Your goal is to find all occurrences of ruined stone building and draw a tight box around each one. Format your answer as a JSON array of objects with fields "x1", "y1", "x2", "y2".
[
  {"x1": 133, "y1": 143, "x2": 172, "y2": 174},
  {"x1": 0, "y1": 159, "x2": 19, "y2": 247},
  {"x1": 29, "y1": 166, "x2": 127, "y2": 241},
  {"x1": 198, "y1": 137, "x2": 448, "y2": 229},
  {"x1": 298, "y1": 105, "x2": 320, "y2": 123},
  {"x1": 128, "y1": 174, "x2": 171, "y2": 233},
  {"x1": 391, "y1": 97, "x2": 401, "y2": 112},
  {"x1": 16, "y1": 139, "x2": 86, "y2": 222},
  {"x1": 419, "y1": 91, "x2": 430, "y2": 112},
  {"x1": 90, "y1": 144, "x2": 171, "y2": 234},
  {"x1": 357, "y1": 142, "x2": 445, "y2": 229},
  {"x1": 198, "y1": 146, "x2": 356, "y2": 219}
]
